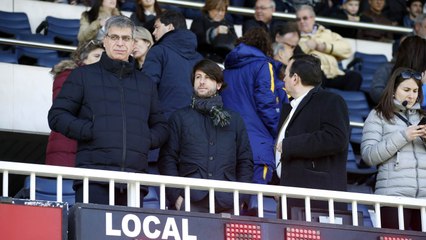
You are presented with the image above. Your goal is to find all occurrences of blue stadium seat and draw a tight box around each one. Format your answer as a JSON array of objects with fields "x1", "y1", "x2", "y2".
[
  {"x1": 45, "y1": 16, "x2": 80, "y2": 46},
  {"x1": 22, "y1": 176, "x2": 75, "y2": 207},
  {"x1": 327, "y1": 88, "x2": 371, "y2": 119},
  {"x1": 144, "y1": 186, "x2": 160, "y2": 209},
  {"x1": 0, "y1": 10, "x2": 32, "y2": 37},
  {"x1": 347, "y1": 143, "x2": 377, "y2": 175},
  {"x1": 244, "y1": 195, "x2": 277, "y2": 219},
  {"x1": 0, "y1": 50, "x2": 17, "y2": 64},
  {"x1": 15, "y1": 34, "x2": 60, "y2": 66},
  {"x1": 352, "y1": 52, "x2": 388, "y2": 93},
  {"x1": 349, "y1": 114, "x2": 363, "y2": 144}
]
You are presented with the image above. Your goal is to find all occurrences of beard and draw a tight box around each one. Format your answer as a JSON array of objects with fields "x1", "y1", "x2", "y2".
[{"x1": 195, "y1": 88, "x2": 217, "y2": 98}]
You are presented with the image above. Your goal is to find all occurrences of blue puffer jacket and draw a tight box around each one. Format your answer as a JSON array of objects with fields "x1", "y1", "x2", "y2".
[
  {"x1": 221, "y1": 43, "x2": 284, "y2": 169},
  {"x1": 48, "y1": 53, "x2": 169, "y2": 174},
  {"x1": 142, "y1": 29, "x2": 203, "y2": 119}
]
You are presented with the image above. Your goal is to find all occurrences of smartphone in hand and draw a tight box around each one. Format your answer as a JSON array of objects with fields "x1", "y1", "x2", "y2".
[{"x1": 418, "y1": 117, "x2": 426, "y2": 125}]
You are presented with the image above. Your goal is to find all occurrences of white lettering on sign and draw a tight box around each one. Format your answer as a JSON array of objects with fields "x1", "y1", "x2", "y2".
[{"x1": 105, "y1": 212, "x2": 198, "y2": 239}]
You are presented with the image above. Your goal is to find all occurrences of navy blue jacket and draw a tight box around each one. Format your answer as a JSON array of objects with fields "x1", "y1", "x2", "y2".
[
  {"x1": 159, "y1": 106, "x2": 253, "y2": 210},
  {"x1": 142, "y1": 29, "x2": 203, "y2": 119},
  {"x1": 48, "y1": 53, "x2": 168, "y2": 174},
  {"x1": 222, "y1": 43, "x2": 283, "y2": 169}
]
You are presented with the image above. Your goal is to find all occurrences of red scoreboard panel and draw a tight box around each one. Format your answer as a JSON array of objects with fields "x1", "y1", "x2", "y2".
[{"x1": 0, "y1": 198, "x2": 67, "y2": 240}]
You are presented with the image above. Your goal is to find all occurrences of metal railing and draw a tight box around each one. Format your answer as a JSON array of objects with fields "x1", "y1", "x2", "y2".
[
  {"x1": 1, "y1": 160, "x2": 425, "y2": 231},
  {"x1": 158, "y1": 0, "x2": 412, "y2": 34}
]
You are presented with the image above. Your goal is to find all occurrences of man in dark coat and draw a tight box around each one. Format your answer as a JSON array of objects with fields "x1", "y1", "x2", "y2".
[
  {"x1": 142, "y1": 10, "x2": 203, "y2": 120},
  {"x1": 159, "y1": 59, "x2": 253, "y2": 213},
  {"x1": 48, "y1": 16, "x2": 169, "y2": 206},
  {"x1": 242, "y1": 0, "x2": 284, "y2": 39},
  {"x1": 275, "y1": 54, "x2": 349, "y2": 218}
]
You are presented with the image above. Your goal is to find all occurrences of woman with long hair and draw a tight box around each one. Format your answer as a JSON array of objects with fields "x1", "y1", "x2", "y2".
[
  {"x1": 130, "y1": 0, "x2": 162, "y2": 33},
  {"x1": 77, "y1": 0, "x2": 121, "y2": 43},
  {"x1": 361, "y1": 67, "x2": 426, "y2": 231}
]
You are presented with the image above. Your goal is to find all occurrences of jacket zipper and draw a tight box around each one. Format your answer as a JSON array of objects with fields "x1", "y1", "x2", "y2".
[{"x1": 119, "y1": 65, "x2": 127, "y2": 173}]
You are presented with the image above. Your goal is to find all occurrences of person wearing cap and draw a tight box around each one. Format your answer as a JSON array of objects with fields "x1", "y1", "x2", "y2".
[
  {"x1": 159, "y1": 59, "x2": 253, "y2": 213},
  {"x1": 133, "y1": 26, "x2": 154, "y2": 69}
]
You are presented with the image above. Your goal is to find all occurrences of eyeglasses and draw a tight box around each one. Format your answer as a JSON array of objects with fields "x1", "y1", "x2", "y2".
[
  {"x1": 400, "y1": 70, "x2": 422, "y2": 81},
  {"x1": 105, "y1": 34, "x2": 133, "y2": 42},
  {"x1": 296, "y1": 16, "x2": 312, "y2": 22}
]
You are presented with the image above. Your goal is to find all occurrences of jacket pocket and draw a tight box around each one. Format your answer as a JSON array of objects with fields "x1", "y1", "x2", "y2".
[{"x1": 395, "y1": 151, "x2": 416, "y2": 171}]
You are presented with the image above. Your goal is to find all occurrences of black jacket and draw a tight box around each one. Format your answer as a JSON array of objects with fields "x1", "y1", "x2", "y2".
[
  {"x1": 278, "y1": 86, "x2": 349, "y2": 192},
  {"x1": 159, "y1": 106, "x2": 253, "y2": 210},
  {"x1": 142, "y1": 29, "x2": 203, "y2": 119},
  {"x1": 48, "y1": 53, "x2": 168, "y2": 175}
]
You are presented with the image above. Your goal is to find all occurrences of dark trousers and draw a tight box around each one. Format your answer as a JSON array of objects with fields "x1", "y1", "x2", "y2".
[
  {"x1": 75, "y1": 183, "x2": 144, "y2": 207},
  {"x1": 322, "y1": 70, "x2": 362, "y2": 91},
  {"x1": 381, "y1": 207, "x2": 421, "y2": 231},
  {"x1": 177, "y1": 196, "x2": 234, "y2": 214}
]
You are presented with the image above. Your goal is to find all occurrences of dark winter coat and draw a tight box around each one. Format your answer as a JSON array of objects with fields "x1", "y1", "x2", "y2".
[
  {"x1": 158, "y1": 106, "x2": 253, "y2": 210},
  {"x1": 278, "y1": 86, "x2": 349, "y2": 192},
  {"x1": 142, "y1": 29, "x2": 203, "y2": 119},
  {"x1": 48, "y1": 53, "x2": 168, "y2": 176}
]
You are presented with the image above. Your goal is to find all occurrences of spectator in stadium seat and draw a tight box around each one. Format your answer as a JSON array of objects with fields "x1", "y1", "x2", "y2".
[
  {"x1": 331, "y1": 0, "x2": 373, "y2": 39},
  {"x1": 142, "y1": 10, "x2": 203, "y2": 120},
  {"x1": 369, "y1": 36, "x2": 426, "y2": 105},
  {"x1": 77, "y1": 0, "x2": 121, "y2": 43},
  {"x1": 414, "y1": 13, "x2": 426, "y2": 39},
  {"x1": 242, "y1": 0, "x2": 284, "y2": 38},
  {"x1": 132, "y1": 26, "x2": 153, "y2": 69},
  {"x1": 130, "y1": 0, "x2": 163, "y2": 34},
  {"x1": 296, "y1": 5, "x2": 362, "y2": 91},
  {"x1": 159, "y1": 59, "x2": 253, "y2": 213},
  {"x1": 222, "y1": 28, "x2": 287, "y2": 184},
  {"x1": 48, "y1": 16, "x2": 168, "y2": 205},
  {"x1": 45, "y1": 40, "x2": 104, "y2": 167},
  {"x1": 273, "y1": 22, "x2": 303, "y2": 66},
  {"x1": 359, "y1": 0, "x2": 396, "y2": 42},
  {"x1": 276, "y1": 54, "x2": 349, "y2": 217},
  {"x1": 402, "y1": 0, "x2": 424, "y2": 28},
  {"x1": 362, "y1": 67, "x2": 426, "y2": 231},
  {"x1": 190, "y1": 0, "x2": 238, "y2": 63}
]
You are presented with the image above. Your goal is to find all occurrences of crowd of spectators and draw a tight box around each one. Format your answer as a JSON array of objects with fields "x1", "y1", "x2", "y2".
[{"x1": 10, "y1": 0, "x2": 425, "y2": 230}]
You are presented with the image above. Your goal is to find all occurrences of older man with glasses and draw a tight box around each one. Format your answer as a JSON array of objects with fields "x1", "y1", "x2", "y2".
[
  {"x1": 243, "y1": 0, "x2": 284, "y2": 38},
  {"x1": 296, "y1": 5, "x2": 362, "y2": 91},
  {"x1": 48, "y1": 15, "x2": 169, "y2": 206}
]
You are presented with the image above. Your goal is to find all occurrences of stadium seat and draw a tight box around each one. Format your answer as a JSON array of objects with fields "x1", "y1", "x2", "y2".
[
  {"x1": 349, "y1": 114, "x2": 363, "y2": 144},
  {"x1": 20, "y1": 176, "x2": 75, "y2": 207},
  {"x1": 0, "y1": 50, "x2": 17, "y2": 64},
  {"x1": 327, "y1": 88, "x2": 371, "y2": 119},
  {"x1": 144, "y1": 186, "x2": 160, "y2": 209},
  {"x1": 346, "y1": 143, "x2": 377, "y2": 175},
  {"x1": 0, "y1": 10, "x2": 32, "y2": 37},
  {"x1": 351, "y1": 52, "x2": 388, "y2": 93},
  {"x1": 244, "y1": 195, "x2": 277, "y2": 219},
  {"x1": 15, "y1": 34, "x2": 60, "y2": 66},
  {"x1": 45, "y1": 16, "x2": 80, "y2": 46}
]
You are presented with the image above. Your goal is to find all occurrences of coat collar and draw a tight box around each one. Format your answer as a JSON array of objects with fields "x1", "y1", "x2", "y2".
[{"x1": 99, "y1": 52, "x2": 136, "y2": 78}]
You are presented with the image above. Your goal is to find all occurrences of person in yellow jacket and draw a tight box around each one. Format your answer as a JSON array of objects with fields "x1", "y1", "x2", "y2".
[{"x1": 296, "y1": 5, "x2": 362, "y2": 91}]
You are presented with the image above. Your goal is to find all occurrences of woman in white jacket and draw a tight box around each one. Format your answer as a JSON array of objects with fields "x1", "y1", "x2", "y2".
[{"x1": 361, "y1": 67, "x2": 426, "y2": 231}]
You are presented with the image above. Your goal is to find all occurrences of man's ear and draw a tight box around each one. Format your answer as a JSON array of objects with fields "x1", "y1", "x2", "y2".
[{"x1": 167, "y1": 24, "x2": 175, "y2": 31}]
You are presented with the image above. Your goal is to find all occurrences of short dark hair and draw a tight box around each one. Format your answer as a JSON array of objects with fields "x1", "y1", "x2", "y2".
[
  {"x1": 289, "y1": 54, "x2": 322, "y2": 86},
  {"x1": 157, "y1": 10, "x2": 187, "y2": 30},
  {"x1": 407, "y1": 0, "x2": 424, "y2": 7},
  {"x1": 192, "y1": 59, "x2": 227, "y2": 91},
  {"x1": 273, "y1": 22, "x2": 300, "y2": 39}
]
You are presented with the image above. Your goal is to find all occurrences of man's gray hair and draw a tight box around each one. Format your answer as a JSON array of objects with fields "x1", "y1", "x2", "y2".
[
  {"x1": 296, "y1": 4, "x2": 316, "y2": 18},
  {"x1": 104, "y1": 16, "x2": 135, "y2": 37},
  {"x1": 272, "y1": 42, "x2": 285, "y2": 56}
]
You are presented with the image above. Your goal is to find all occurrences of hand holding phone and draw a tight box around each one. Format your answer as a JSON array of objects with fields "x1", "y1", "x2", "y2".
[{"x1": 418, "y1": 117, "x2": 426, "y2": 126}]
